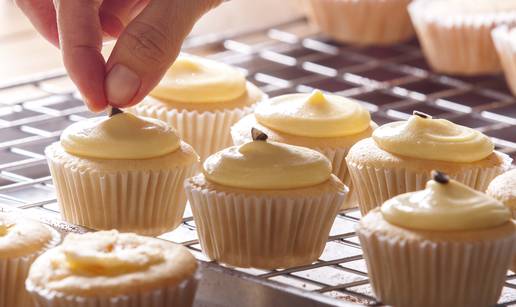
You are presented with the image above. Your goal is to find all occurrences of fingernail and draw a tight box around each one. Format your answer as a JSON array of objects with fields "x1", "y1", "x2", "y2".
[{"x1": 105, "y1": 64, "x2": 140, "y2": 106}]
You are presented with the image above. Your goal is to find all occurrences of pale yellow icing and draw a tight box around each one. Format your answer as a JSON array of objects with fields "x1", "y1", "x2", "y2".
[
  {"x1": 372, "y1": 114, "x2": 494, "y2": 162},
  {"x1": 254, "y1": 90, "x2": 371, "y2": 138},
  {"x1": 150, "y1": 55, "x2": 247, "y2": 103},
  {"x1": 62, "y1": 231, "x2": 165, "y2": 276},
  {"x1": 0, "y1": 213, "x2": 54, "y2": 258},
  {"x1": 381, "y1": 178, "x2": 511, "y2": 231},
  {"x1": 0, "y1": 220, "x2": 12, "y2": 236},
  {"x1": 60, "y1": 113, "x2": 180, "y2": 159},
  {"x1": 203, "y1": 140, "x2": 332, "y2": 189}
]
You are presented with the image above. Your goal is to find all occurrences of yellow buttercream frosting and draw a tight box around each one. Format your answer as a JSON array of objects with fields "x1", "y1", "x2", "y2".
[
  {"x1": 203, "y1": 139, "x2": 332, "y2": 189},
  {"x1": 150, "y1": 55, "x2": 247, "y2": 103},
  {"x1": 381, "y1": 176, "x2": 511, "y2": 231},
  {"x1": 372, "y1": 114, "x2": 494, "y2": 162},
  {"x1": 60, "y1": 112, "x2": 180, "y2": 159},
  {"x1": 255, "y1": 90, "x2": 371, "y2": 138}
]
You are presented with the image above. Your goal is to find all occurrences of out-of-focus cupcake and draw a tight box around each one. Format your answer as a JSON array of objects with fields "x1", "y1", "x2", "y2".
[
  {"x1": 409, "y1": 0, "x2": 516, "y2": 75},
  {"x1": 130, "y1": 55, "x2": 266, "y2": 162},
  {"x1": 357, "y1": 172, "x2": 515, "y2": 307},
  {"x1": 0, "y1": 213, "x2": 60, "y2": 307},
  {"x1": 46, "y1": 110, "x2": 198, "y2": 236},
  {"x1": 492, "y1": 25, "x2": 516, "y2": 96},
  {"x1": 487, "y1": 169, "x2": 516, "y2": 272},
  {"x1": 26, "y1": 230, "x2": 199, "y2": 307},
  {"x1": 307, "y1": 0, "x2": 414, "y2": 45},
  {"x1": 231, "y1": 90, "x2": 373, "y2": 209},
  {"x1": 346, "y1": 111, "x2": 512, "y2": 215},
  {"x1": 185, "y1": 128, "x2": 348, "y2": 269}
]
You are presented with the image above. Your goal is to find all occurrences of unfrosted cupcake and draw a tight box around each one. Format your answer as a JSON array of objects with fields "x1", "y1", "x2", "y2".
[
  {"x1": 46, "y1": 110, "x2": 198, "y2": 236},
  {"x1": 492, "y1": 25, "x2": 516, "y2": 96},
  {"x1": 357, "y1": 172, "x2": 515, "y2": 307},
  {"x1": 185, "y1": 128, "x2": 348, "y2": 269},
  {"x1": 0, "y1": 213, "x2": 60, "y2": 307},
  {"x1": 308, "y1": 0, "x2": 414, "y2": 45},
  {"x1": 130, "y1": 55, "x2": 266, "y2": 162},
  {"x1": 409, "y1": 0, "x2": 516, "y2": 75},
  {"x1": 231, "y1": 90, "x2": 374, "y2": 209},
  {"x1": 26, "y1": 230, "x2": 199, "y2": 307},
  {"x1": 346, "y1": 111, "x2": 512, "y2": 214},
  {"x1": 487, "y1": 169, "x2": 516, "y2": 272}
]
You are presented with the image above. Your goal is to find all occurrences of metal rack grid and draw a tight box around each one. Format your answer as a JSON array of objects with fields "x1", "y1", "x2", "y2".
[{"x1": 1, "y1": 19, "x2": 516, "y2": 306}]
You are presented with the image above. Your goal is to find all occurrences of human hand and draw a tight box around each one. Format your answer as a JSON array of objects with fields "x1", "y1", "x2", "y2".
[{"x1": 16, "y1": 0, "x2": 222, "y2": 112}]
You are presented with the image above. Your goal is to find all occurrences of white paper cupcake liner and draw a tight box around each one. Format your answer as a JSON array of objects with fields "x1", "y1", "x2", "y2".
[
  {"x1": 308, "y1": 0, "x2": 414, "y2": 45},
  {"x1": 184, "y1": 177, "x2": 347, "y2": 269},
  {"x1": 357, "y1": 225, "x2": 515, "y2": 307},
  {"x1": 26, "y1": 271, "x2": 200, "y2": 307},
  {"x1": 0, "y1": 226, "x2": 60, "y2": 307},
  {"x1": 492, "y1": 25, "x2": 516, "y2": 96},
  {"x1": 47, "y1": 152, "x2": 197, "y2": 236},
  {"x1": 347, "y1": 152, "x2": 512, "y2": 215}
]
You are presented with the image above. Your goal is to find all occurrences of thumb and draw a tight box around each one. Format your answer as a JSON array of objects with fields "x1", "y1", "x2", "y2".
[{"x1": 105, "y1": 0, "x2": 222, "y2": 108}]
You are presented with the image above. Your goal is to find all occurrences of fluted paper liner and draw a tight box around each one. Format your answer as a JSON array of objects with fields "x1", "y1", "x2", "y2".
[
  {"x1": 0, "y1": 226, "x2": 60, "y2": 307},
  {"x1": 357, "y1": 225, "x2": 515, "y2": 307},
  {"x1": 492, "y1": 25, "x2": 516, "y2": 96},
  {"x1": 308, "y1": 0, "x2": 414, "y2": 45},
  {"x1": 47, "y1": 148, "x2": 197, "y2": 236},
  {"x1": 347, "y1": 152, "x2": 512, "y2": 215},
  {"x1": 185, "y1": 178, "x2": 348, "y2": 269},
  {"x1": 26, "y1": 271, "x2": 200, "y2": 307}
]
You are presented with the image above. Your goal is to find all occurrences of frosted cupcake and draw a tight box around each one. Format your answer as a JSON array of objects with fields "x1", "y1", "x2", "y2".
[
  {"x1": 26, "y1": 230, "x2": 199, "y2": 307},
  {"x1": 357, "y1": 172, "x2": 515, "y2": 307},
  {"x1": 346, "y1": 111, "x2": 512, "y2": 214},
  {"x1": 487, "y1": 169, "x2": 516, "y2": 272},
  {"x1": 46, "y1": 109, "x2": 198, "y2": 235},
  {"x1": 0, "y1": 213, "x2": 60, "y2": 307},
  {"x1": 185, "y1": 129, "x2": 348, "y2": 269},
  {"x1": 307, "y1": 0, "x2": 414, "y2": 45},
  {"x1": 492, "y1": 25, "x2": 516, "y2": 96},
  {"x1": 409, "y1": 0, "x2": 516, "y2": 75},
  {"x1": 231, "y1": 90, "x2": 374, "y2": 209},
  {"x1": 130, "y1": 55, "x2": 266, "y2": 162}
]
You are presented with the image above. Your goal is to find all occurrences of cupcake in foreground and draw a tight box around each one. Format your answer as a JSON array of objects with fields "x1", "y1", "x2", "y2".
[
  {"x1": 346, "y1": 111, "x2": 512, "y2": 215},
  {"x1": 409, "y1": 0, "x2": 516, "y2": 75},
  {"x1": 307, "y1": 0, "x2": 414, "y2": 45},
  {"x1": 185, "y1": 128, "x2": 348, "y2": 269},
  {"x1": 26, "y1": 230, "x2": 199, "y2": 307},
  {"x1": 46, "y1": 109, "x2": 198, "y2": 236},
  {"x1": 232, "y1": 90, "x2": 374, "y2": 209},
  {"x1": 492, "y1": 25, "x2": 516, "y2": 96},
  {"x1": 357, "y1": 172, "x2": 515, "y2": 307},
  {"x1": 0, "y1": 213, "x2": 60, "y2": 307},
  {"x1": 130, "y1": 54, "x2": 266, "y2": 162},
  {"x1": 487, "y1": 169, "x2": 516, "y2": 272}
]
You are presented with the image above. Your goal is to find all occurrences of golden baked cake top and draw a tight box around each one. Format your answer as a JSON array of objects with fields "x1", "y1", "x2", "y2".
[{"x1": 487, "y1": 169, "x2": 516, "y2": 211}]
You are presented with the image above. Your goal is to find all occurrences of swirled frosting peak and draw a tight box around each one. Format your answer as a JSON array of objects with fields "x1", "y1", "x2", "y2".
[
  {"x1": 381, "y1": 172, "x2": 511, "y2": 231},
  {"x1": 60, "y1": 112, "x2": 180, "y2": 159},
  {"x1": 203, "y1": 130, "x2": 332, "y2": 189},
  {"x1": 150, "y1": 55, "x2": 247, "y2": 103},
  {"x1": 62, "y1": 231, "x2": 165, "y2": 276},
  {"x1": 254, "y1": 90, "x2": 371, "y2": 138},
  {"x1": 0, "y1": 220, "x2": 12, "y2": 236},
  {"x1": 372, "y1": 113, "x2": 494, "y2": 162}
]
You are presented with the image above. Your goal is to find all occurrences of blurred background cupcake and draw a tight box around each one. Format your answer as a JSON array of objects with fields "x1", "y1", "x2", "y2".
[
  {"x1": 307, "y1": 0, "x2": 415, "y2": 45},
  {"x1": 492, "y1": 25, "x2": 516, "y2": 95},
  {"x1": 131, "y1": 54, "x2": 266, "y2": 162}
]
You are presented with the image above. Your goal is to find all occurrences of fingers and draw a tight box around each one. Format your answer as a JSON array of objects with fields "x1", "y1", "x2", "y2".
[
  {"x1": 54, "y1": 0, "x2": 108, "y2": 112},
  {"x1": 15, "y1": 0, "x2": 59, "y2": 47},
  {"x1": 105, "y1": 0, "x2": 222, "y2": 107}
]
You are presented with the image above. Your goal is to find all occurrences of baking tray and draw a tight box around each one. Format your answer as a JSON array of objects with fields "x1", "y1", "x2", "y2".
[{"x1": 0, "y1": 18, "x2": 515, "y2": 306}]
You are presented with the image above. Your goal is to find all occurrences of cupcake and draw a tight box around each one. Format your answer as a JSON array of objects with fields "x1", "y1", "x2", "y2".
[
  {"x1": 46, "y1": 109, "x2": 198, "y2": 236},
  {"x1": 492, "y1": 25, "x2": 516, "y2": 96},
  {"x1": 409, "y1": 0, "x2": 516, "y2": 75},
  {"x1": 231, "y1": 90, "x2": 374, "y2": 209},
  {"x1": 185, "y1": 128, "x2": 348, "y2": 269},
  {"x1": 0, "y1": 213, "x2": 60, "y2": 307},
  {"x1": 346, "y1": 111, "x2": 512, "y2": 215},
  {"x1": 130, "y1": 54, "x2": 266, "y2": 162},
  {"x1": 307, "y1": 0, "x2": 414, "y2": 45},
  {"x1": 487, "y1": 169, "x2": 516, "y2": 272},
  {"x1": 357, "y1": 172, "x2": 515, "y2": 307},
  {"x1": 26, "y1": 230, "x2": 199, "y2": 307}
]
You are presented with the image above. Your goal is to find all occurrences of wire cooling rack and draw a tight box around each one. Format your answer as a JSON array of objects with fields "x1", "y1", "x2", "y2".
[{"x1": 0, "y1": 19, "x2": 515, "y2": 306}]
